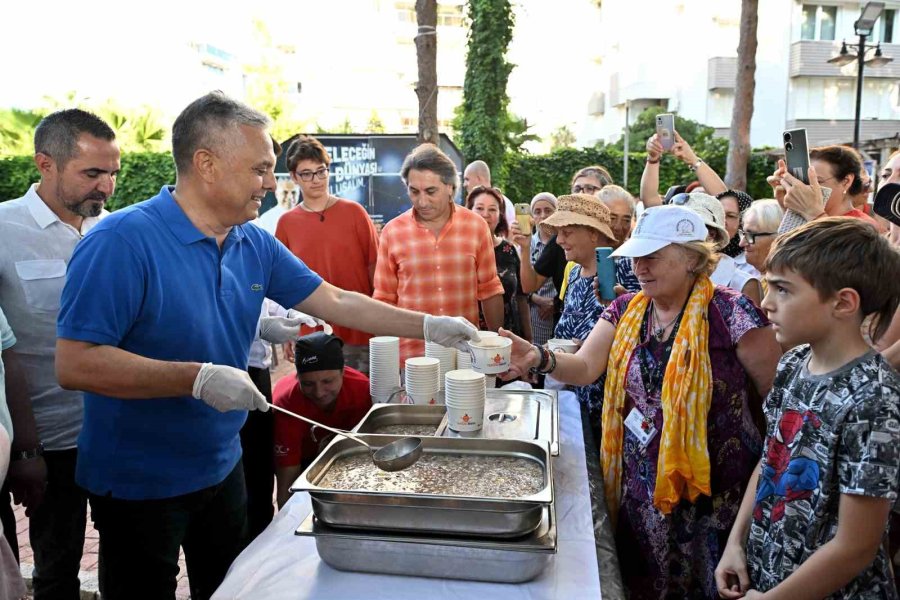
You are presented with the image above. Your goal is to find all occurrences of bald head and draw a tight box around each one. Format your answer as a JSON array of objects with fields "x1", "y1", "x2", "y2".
[{"x1": 464, "y1": 160, "x2": 491, "y2": 190}]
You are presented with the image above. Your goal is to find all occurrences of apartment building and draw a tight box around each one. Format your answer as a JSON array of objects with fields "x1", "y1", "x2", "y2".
[{"x1": 583, "y1": 0, "x2": 899, "y2": 157}]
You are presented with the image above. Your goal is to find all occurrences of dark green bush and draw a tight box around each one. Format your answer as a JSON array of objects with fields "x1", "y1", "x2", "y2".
[{"x1": 0, "y1": 152, "x2": 175, "y2": 209}]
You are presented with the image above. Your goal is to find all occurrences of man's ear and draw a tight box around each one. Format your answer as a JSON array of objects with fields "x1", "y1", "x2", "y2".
[
  {"x1": 34, "y1": 152, "x2": 55, "y2": 179},
  {"x1": 833, "y1": 287, "x2": 861, "y2": 319},
  {"x1": 193, "y1": 148, "x2": 218, "y2": 184}
]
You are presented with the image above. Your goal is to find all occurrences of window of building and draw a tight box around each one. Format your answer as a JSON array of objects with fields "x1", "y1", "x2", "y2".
[
  {"x1": 801, "y1": 4, "x2": 837, "y2": 41},
  {"x1": 881, "y1": 9, "x2": 895, "y2": 43}
]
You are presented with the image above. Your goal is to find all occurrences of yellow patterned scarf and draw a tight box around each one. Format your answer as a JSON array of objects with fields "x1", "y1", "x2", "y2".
[{"x1": 601, "y1": 276, "x2": 714, "y2": 524}]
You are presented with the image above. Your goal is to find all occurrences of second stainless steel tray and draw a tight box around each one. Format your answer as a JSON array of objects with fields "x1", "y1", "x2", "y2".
[
  {"x1": 352, "y1": 389, "x2": 559, "y2": 456},
  {"x1": 295, "y1": 502, "x2": 557, "y2": 583},
  {"x1": 292, "y1": 436, "x2": 553, "y2": 537}
]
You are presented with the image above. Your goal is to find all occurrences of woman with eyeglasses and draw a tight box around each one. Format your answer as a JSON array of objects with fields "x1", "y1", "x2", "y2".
[
  {"x1": 466, "y1": 186, "x2": 532, "y2": 342},
  {"x1": 738, "y1": 200, "x2": 784, "y2": 296},
  {"x1": 276, "y1": 135, "x2": 380, "y2": 373}
]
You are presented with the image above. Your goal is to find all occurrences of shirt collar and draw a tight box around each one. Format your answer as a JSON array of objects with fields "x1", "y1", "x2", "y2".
[
  {"x1": 155, "y1": 186, "x2": 246, "y2": 245},
  {"x1": 23, "y1": 184, "x2": 104, "y2": 234},
  {"x1": 23, "y1": 184, "x2": 63, "y2": 229}
]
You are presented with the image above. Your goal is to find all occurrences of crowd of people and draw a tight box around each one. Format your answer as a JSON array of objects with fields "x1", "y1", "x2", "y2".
[{"x1": 0, "y1": 88, "x2": 899, "y2": 600}]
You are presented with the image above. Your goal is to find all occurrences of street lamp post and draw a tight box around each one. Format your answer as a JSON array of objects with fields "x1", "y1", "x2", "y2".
[{"x1": 827, "y1": 2, "x2": 894, "y2": 149}]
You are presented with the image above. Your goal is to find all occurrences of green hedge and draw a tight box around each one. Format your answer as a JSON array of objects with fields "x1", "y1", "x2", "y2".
[
  {"x1": 497, "y1": 143, "x2": 778, "y2": 203},
  {"x1": 2, "y1": 145, "x2": 777, "y2": 211},
  {"x1": 0, "y1": 152, "x2": 175, "y2": 210}
]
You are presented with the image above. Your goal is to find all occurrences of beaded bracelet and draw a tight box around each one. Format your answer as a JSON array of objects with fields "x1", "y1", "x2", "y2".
[{"x1": 529, "y1": 343, "x2": 548, "y2": 374}]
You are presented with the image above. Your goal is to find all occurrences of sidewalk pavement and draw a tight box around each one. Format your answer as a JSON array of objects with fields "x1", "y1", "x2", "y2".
[{"x1": 12, "y1": 356, "x2": 296, "y2": 599}]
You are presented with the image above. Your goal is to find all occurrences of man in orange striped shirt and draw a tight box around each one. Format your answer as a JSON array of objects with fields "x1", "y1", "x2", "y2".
[{"x1": 374, "y1": 144, "x2": 503, "y2": 360}]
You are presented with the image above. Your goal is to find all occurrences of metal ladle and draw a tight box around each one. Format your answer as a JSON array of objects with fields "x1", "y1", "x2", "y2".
[{"x1": 267, "y1": 403, "x2": 423, "y2": 472}]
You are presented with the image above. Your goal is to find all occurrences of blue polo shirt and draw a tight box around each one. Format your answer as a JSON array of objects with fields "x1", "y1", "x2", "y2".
[{"x1": 58, "y1": 186, "x2": 322, "y2": 500}]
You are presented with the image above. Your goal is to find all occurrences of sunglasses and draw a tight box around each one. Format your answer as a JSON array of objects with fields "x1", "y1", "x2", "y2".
[
  {"x1": 738, "y1": 229, "x2": 776, "y2": 245},
  {"x1": 668, "y1": 193, "x2": 691, "y2": 206}
]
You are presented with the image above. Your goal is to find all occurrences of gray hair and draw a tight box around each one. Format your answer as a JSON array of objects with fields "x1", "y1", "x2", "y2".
[
  {"x1": 400, "y1": 144, "x2": 460, "y2": 193},
  {"x1": 34, "y1": 109, "x2": 116, "y2": 169},
  {"x1": 171, "y1": 91, "x2": 270, "y2": 175},
  {"x1": 598, "y1": 185, "x2": 636, "y2": 215},
  {"x1": 744, "y1": 199, "x2": 784, "y2": 233}
]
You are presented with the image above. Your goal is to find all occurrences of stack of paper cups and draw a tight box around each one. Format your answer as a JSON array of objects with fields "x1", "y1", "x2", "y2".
[
  {"x1": 444, "y1": 369, "x2": 486, "y2": 433},
  {"x1": 485, "y1": 375, "x2": 497, "y2": 389},
  {"x1": 404, "y1": 357, "x2": 441, "y2": 405},
  {"x1": 456, "y1": 348, "x2": 473, "y2": 370},
  {"x1": 425, "y1": 342, "x2": 456, "y2": 391},
  {"x1": 369, "y1": 336, "x2": 401, "y2": 403}
]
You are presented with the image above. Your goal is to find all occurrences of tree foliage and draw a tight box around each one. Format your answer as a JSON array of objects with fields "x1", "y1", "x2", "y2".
[
  {"x1": 456, "y1": 0, "x2": 515, "y2": 171},
  {"x1": 498, "y1": 144, "x2": 776, "y2": 205},
  {"x1": 549, "y1": 125, "x2": 576, "y2": 151},
  {"x1": 615, "y1": 106, "x2": 718, "y2": 152}
]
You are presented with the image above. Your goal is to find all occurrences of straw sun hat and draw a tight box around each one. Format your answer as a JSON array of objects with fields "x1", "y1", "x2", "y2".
[{"x1": 539, "y1": 193, "x2": 617, "y2": 242}]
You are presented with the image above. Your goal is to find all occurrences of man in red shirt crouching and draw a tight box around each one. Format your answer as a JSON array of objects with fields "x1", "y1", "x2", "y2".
[{"x1": 273, "y1": 332, "x2": 371, "y2": 507}]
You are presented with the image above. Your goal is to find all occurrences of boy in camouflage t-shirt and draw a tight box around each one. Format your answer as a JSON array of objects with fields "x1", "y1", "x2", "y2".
[{"x1": 715, "y1": 219, "x2": 900, "y2": 599}]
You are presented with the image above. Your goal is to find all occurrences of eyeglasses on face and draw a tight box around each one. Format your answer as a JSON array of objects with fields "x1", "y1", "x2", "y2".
[
  {"x1": 738, "y1": 229, "x2": 776, "y2": 245},
  {"x1": 572, "y1": 183, "x2": 602, "y2": 194},
  {"x1": 295, "y1": 167, "x2": 329, "y2": 182}
]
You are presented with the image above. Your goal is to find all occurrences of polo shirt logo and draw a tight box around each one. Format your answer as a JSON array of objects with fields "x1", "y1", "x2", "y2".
[{"x1": 251, "y1": 283, "x2": 263, "y2": 292}]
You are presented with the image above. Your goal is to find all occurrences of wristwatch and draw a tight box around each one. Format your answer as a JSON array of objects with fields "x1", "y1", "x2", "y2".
[
  {"x1": 11, "y1": 443, "x2": 43, "y2": 462},
  {"x1": 688, "y1": 159, "x2": 704, "y2": 172}
]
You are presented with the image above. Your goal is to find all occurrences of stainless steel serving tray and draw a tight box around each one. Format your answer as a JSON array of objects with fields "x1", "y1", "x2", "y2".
[
  {"x1": 295, "y1": 501, "x2": 557, "y2": 584},
  {"x1": 352, "y1": 389, "x2": 560, "y2": 456},
  {"x1": 352, "y1": 403, "x2": 445, "y2": 436},
  {"x1": 291, "y1": 436, "x2": 553, "y2": 538}
]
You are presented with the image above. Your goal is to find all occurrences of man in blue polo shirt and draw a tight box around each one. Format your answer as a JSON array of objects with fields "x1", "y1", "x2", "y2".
[{"x1": 55, "y1": 92, "x2": 478, "y2": 600}]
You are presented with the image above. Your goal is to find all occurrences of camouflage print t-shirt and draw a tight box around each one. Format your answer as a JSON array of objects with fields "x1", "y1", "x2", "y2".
[{"x1": 746, "y1": 346, "x2": 900, "y2": 598}]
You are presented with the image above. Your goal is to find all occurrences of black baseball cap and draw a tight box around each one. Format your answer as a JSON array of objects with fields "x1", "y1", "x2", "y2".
[{"x1": 294, "y1": 332, "x2": 345, "y2": 374}]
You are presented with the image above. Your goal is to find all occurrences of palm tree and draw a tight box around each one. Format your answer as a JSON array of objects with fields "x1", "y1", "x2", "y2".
[
  {"x1": 415, "y1": 0, "x2": 439, "y2": 144},
  {"x1": 725, "y1": 0, "x2": 759, "y2": 191}
]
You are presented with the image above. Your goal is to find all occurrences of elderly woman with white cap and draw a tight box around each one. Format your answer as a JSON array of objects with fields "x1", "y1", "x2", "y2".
[{"x1": 501, "y1": 205, "x2": 781, "y2": 599}]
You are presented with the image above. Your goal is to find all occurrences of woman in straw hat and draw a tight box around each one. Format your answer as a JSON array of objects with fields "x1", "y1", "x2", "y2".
[
  {"x1": 501, "y1": 205, "x2": 781, "y2": 599},
  {"x1": 538, "y1": 193, "x2": 618, "y2": 436}
]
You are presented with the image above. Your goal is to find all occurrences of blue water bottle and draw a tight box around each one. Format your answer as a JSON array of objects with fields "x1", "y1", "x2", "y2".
[{"x1": 595, "y1": 247, "x2": 616, "y2": 301}]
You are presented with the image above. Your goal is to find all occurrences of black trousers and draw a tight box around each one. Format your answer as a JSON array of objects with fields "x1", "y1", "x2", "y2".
[
  {"x1": 241, "y1": 366, "x2": 275, "y2": 540},
  {"x1": 26, "y1": 449, "x2": 87, "y2": 600},
  {"x1": 89, "y1": 461, "x2": 248, "y2": 600}
]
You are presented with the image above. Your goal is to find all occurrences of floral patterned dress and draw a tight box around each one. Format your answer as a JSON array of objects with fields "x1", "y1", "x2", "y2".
[
  {"x1": 555, "y1": 265, "x2": 605, "y2": 427},
  {"x1": 600, "y1": 286, "x2": 768, "y2": 599}
]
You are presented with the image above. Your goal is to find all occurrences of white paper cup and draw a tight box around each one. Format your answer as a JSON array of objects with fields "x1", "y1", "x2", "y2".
[
  {"x1": 446, "y1": 402, "x2": 484, "y2": 432},
  {"x1": 547, "y1": 338, "x2": 579, "y2": 354},
  {"x1": 407, "y1": 390, "x2": 440, "y2": 405},
  {"x1": 466, "y1": 337, "x2": 512, "y2": 374}
]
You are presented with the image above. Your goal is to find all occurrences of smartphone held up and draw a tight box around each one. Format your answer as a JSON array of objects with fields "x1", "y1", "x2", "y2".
[
  {"x1": 514, "y1": 203, "x2": 532, "y2": 235},
  {"x1": 656, "y1": 113, "x2": 676, "y2": 151}
]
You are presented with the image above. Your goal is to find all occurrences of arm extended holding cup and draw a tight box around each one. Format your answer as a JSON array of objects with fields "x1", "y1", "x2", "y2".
[{"x1": 498, "y1": 317, "x2": 617, "y2": 386}]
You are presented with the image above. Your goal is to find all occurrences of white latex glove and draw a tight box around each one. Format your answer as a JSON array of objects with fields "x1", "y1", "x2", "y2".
[
  {"x1": 192, "y1": 363, "x2": 268, "y2": 412},
  {"x1": 423, "y1": 315, "x2": 480, "y2": 352},
  {"x1": 259, "y1": 312, "x2": 329, "y2": 344},
  {"x1": 287, "y1": 309, "x2": 333, "y2": 335}
]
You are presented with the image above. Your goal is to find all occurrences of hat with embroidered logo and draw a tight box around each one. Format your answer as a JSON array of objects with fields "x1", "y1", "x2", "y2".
[
  {"x1": 671, "y1": 192, "x2": 730, "y2": 249},
  {"x1": 610, "y1": 205, "x2": 707, "y2": 258},
  {"x1": 294, "y1": 332, "x2": 345, "y2": 374}
]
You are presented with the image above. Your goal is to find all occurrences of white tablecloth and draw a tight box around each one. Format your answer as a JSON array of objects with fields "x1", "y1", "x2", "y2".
[{"x1": 213, "y1": 391, "x2": 602, "y2": 600}]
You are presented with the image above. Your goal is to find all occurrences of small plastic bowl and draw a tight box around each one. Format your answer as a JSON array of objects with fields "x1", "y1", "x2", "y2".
[
  {"x1": 547, "y1": 338, "x2": 579, "y2": 354},
  {"x1": 466, "y1": 337, "x2": 513, "y2": 374}
]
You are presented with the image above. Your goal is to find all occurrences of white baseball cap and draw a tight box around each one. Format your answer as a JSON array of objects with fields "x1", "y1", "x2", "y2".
[{"x1": 610, "y1": 205, "x2": 707, "y2": 258}]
